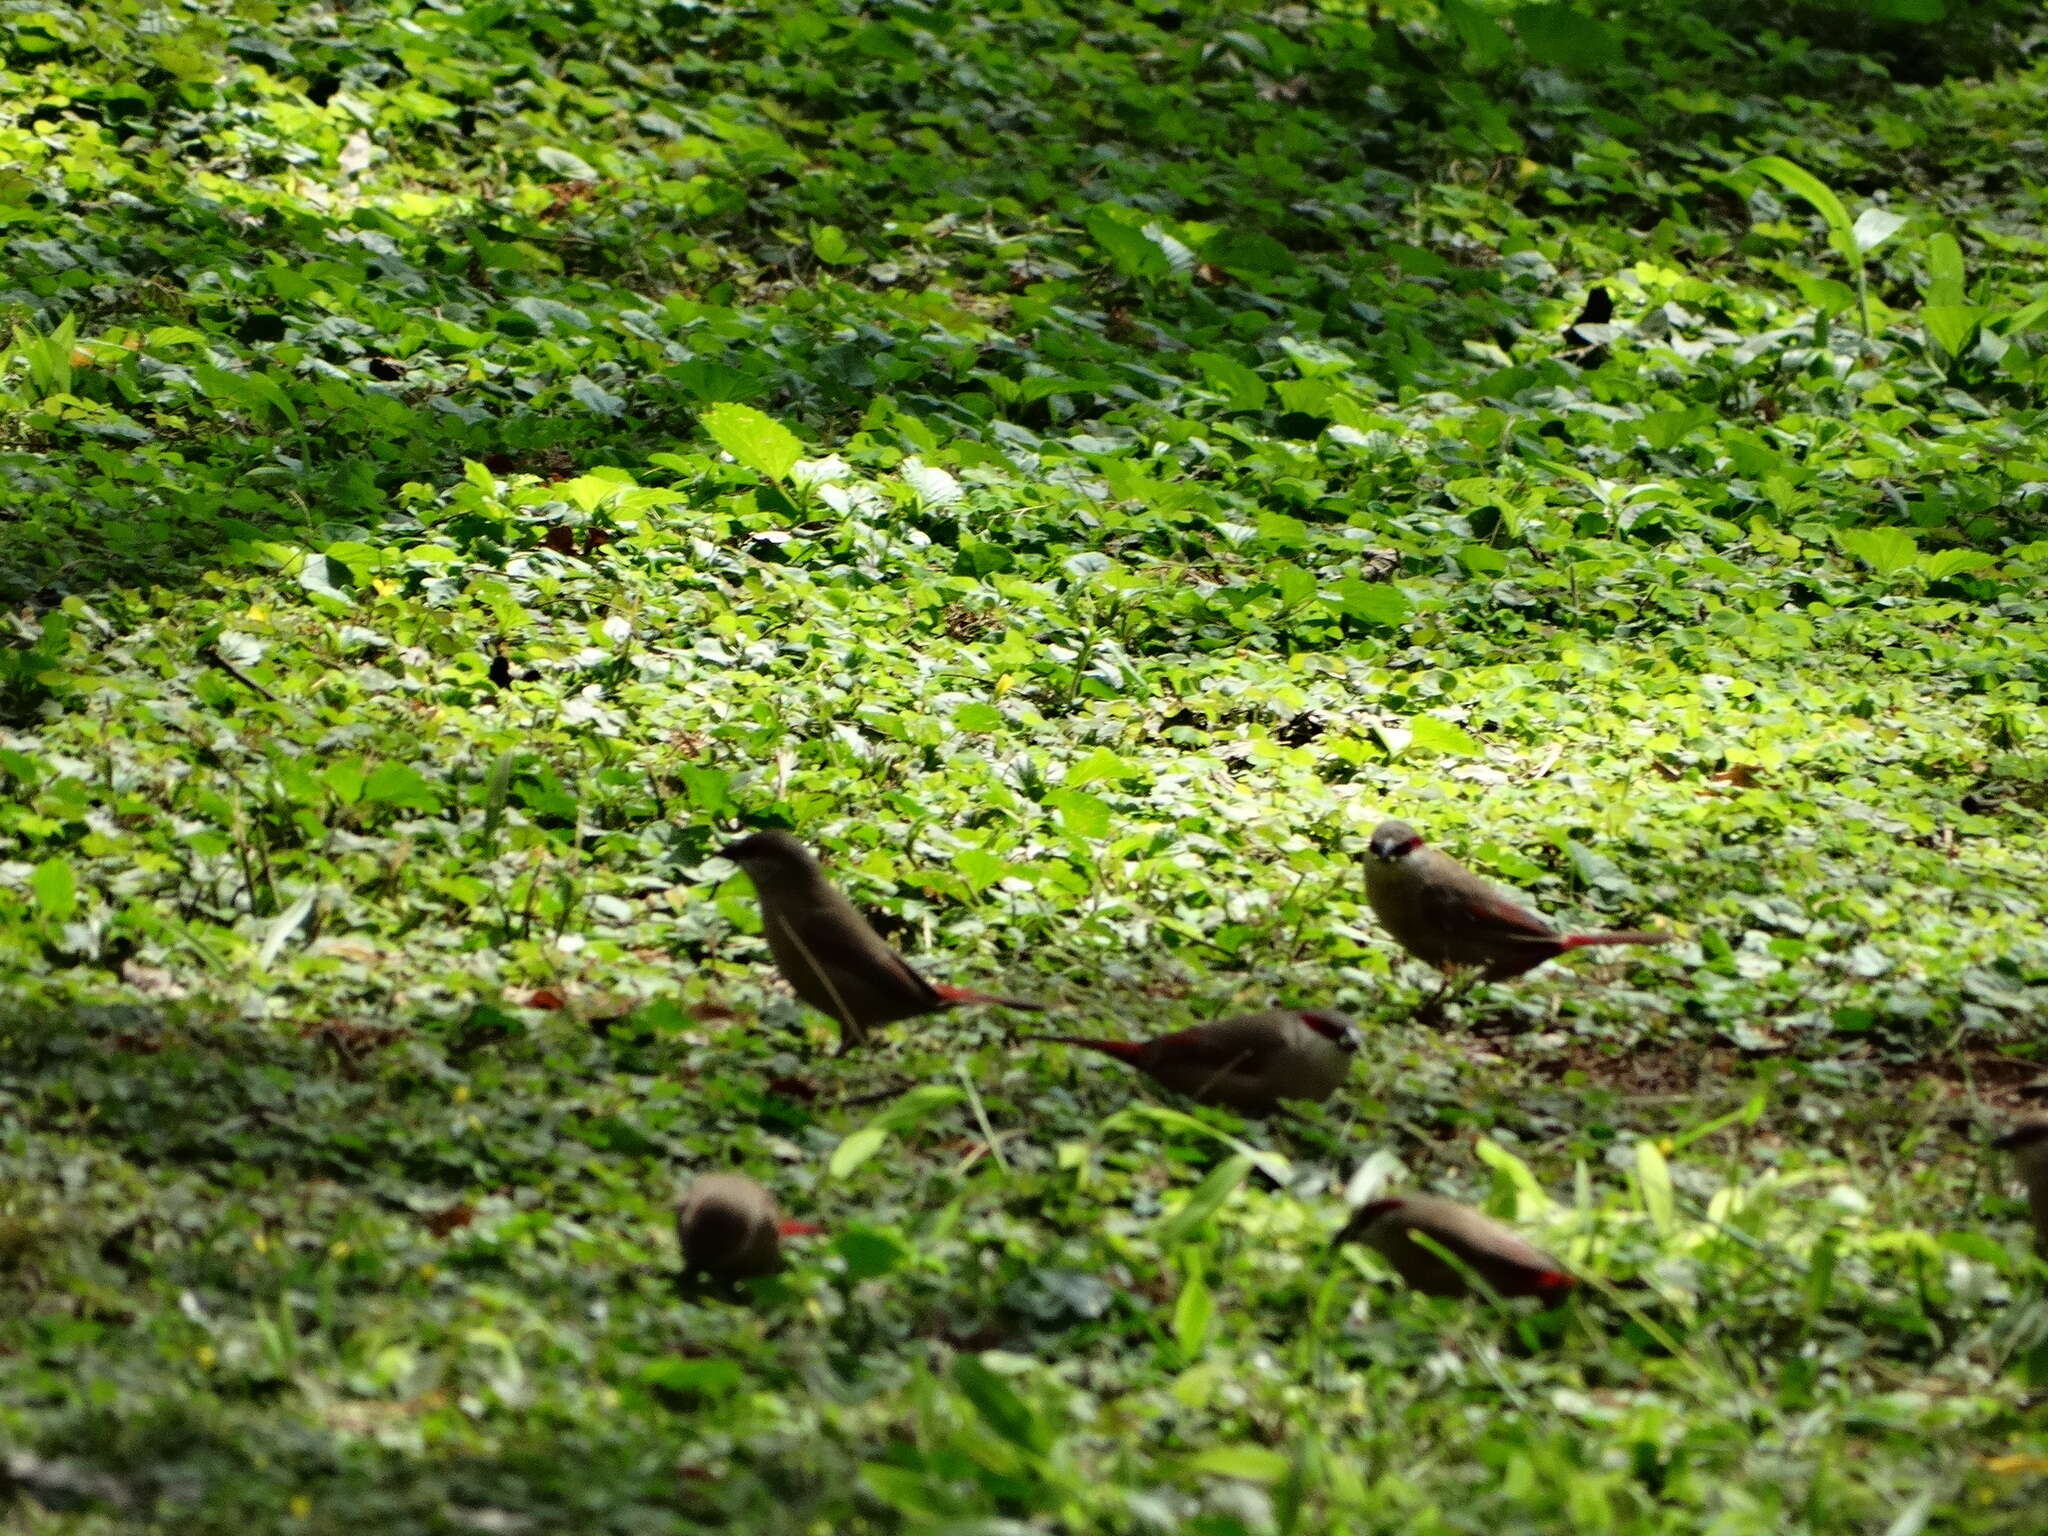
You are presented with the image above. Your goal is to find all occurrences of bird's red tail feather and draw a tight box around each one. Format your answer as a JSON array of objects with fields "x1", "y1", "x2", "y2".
[
  {"x1": 1557, "y1": 930, "x2": 1667, "y2": 950},
  {"x1": 777, "y1": 1219, "x2": 823, "y2": 1239}
]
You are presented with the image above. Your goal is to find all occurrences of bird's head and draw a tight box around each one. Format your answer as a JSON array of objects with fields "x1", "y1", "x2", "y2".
[
  {"x1": 1299, "y1": 1009, "x2": 1362, "y2": 1054},
  {"x1": 1367, "y1": 819, "x2": 1426, "y2": 862},
  {"x1": 1992, "y1": 1118, "x2": 2048, "y2": 1154},
  {"x1": 718, "y1": 829, "x2": 815, "y2": 874}
]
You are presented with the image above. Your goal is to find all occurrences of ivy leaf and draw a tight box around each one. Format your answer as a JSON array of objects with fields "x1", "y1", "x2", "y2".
[{"x1": 699, "y1": 403, "x2": 803, "y2": 482}]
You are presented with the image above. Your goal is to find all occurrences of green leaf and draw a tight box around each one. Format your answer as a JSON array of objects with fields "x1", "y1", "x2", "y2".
[
  {"x1": 1045, "y1": 787, "x2": 1112, "y2": 839},
  {"x1": 868, "y1": 1084, "x2": 965, "y2": 1134},
  {"x1": 1920, "y1": 548, "x2": 1993, "y2": 580},
  {"x1": 30, "y1": 857, "x2": 75, "y2": 922},
  {"x1": 362, "y1": 763, "x2": 443, "y2": 813},
  {"x1": 535, "y1": 146, "x2": 597, "y2": 180},
  {"x1": 567, "y1": 376, "x2": 624, "y2": 417},
  {"x1": 1155, "y1": 1153, "x2": 1253, "y2": 1246},
  {"x1": 1086, "y1": 204, "x2": 1170, "y2": 282},
  {"x1": 1329, "y1": 578, "x2": 1410, "y2": 628},
  {"x1": 1188, "y1": 350, "x2": 1269, "y2": 410},
  {"x1": 1440, "y1": 0, "x2": 1512, "y2": 67},
  {"x1": 1921, "y1": 304, "x2": 1986, "y2": 359},
  {"x1": 1925, "y1": 232, "x2": 1967, "y2": 306},
  {"x1": 1837, "y1": 526, "x2": 1919, "y2": 577},
  {"x1": 829, "y1": 1126, "x2": 888, "y2": 1180},
  {"x1": 640, "y1": 1357, "x2": 740, "y2": 1394},
  {"x1": 1634, "y1": 1139, "x2": 1675, "y2": 1234},
  {"x1": 1187, "y1": 1445, "x2": 1291, "y2": 1484},
  {"x1": 1515, "y1": 4, "x2": 1619, "y2": 72},
  {"x1": 1475, "y1": 1138, "x2": 1553, "y2": 1214},
  {"x1": 952, "y1": 703, "x2": 1005, "y2": 732},
  {"x1": 833, "y1": 1226, "x2": 911, "y2": 1280},
  {"x1": 1406, "y1": 715, "x2": 1483, "y2": 757},
  {"x1": 1745, "y1": 155, "x2": 1855, "y2": 261},
  {"x1": 1173, "y1": 1260, "x2": 1215, "y2": 1360},
  {"x1": 952, "y1": 1354, "x2": 1047, "y2": 1454},
  {"x1": 256, "y1": 890, "x2": 316, "y2": 970},
  {"x1": 810, "y1": 224, "x2": 858, "y2": 265},
  {"x1": 699, "y1": 403, "x2": 803, "y2": 482}
]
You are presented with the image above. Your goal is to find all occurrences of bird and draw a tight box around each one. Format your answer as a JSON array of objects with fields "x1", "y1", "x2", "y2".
[
  {"x1": 1029, "y1": 1008, "x2": 1360, "y2": 1116},
  {"x1": 1992, "y1": 1116, "x2": 2048, "y2": 1254},
  {"x1": 720, "y1": 829, "x2": 1044, "y2": 1053},
  {"x1": 1363, "y1": 818, "x2": 1668, "y2": 982},
  {"x1": 1334, "y1": 1193, "x2": 1575, "y2": 1301},
  {"x1": 675, "y1": 1173, "x2": 818, "y2": 1283}
]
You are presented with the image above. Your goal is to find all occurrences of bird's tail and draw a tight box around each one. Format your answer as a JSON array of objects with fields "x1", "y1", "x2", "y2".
[
  {"x1": 1558, "y1": 930, "x2": 1668, "y2": 950},
  {"x1": 1022, "y1": 1035, "x2": 1147, "y2": 1063},
  {"x1": 933, "y1": 983, "x2": 1047, "y2": 1011},
  {"x1": 777, "y1": 1219, "x2": 823, "y2": 1239}
]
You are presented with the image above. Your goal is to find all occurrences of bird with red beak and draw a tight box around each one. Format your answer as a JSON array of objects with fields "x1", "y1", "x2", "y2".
[
  {"x1": 1364, "y1": 819, "x2": 1668, "y2": 982},
  {"x1": 1030, "y1": 1007, "x2": 1360, "y2": 1116},
  {"x1": 1334, "y1": 1193, "x2": 1575, "y2": 1301},
  {"x1": 676, "y1": 1173, "x2": 819, "y2": 1283},
  {"x1": 720, "y1": 830, "x2": 1043, "y2": 1054}
]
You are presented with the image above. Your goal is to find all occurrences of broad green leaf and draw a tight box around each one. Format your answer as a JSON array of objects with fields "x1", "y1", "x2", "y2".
[
  {"x1": 1921, "y1": 304, "x2": 1986, "y2": 359},
  {"x1": 1189, "y1": 350, "x2": 1269, "y2": 410},
  {"x1": 567, "y1": 376, "x2": 624, "y2": 417},
  {"x1": 1407, "y1": 715, "x2": 1483, "y2": 757},
  {"x1": 1515, "y1": 4, "x2": 1619, "y2": 72},
  {"x1": 1920, "y1": 548, "x2": 1993, "y2": 580},
  {"x1": 362, "y1": 763, "x2": 442, "y2": 813},
  {"x1": 1924, "y1": 232, "x2": 1966, "y2": 306},
  {"x1": 952, "y1": 1354, "x2": 1047, "y2": 1454},
  {"x1": 1745, "y1": 156, "x2": 1854, "y2": 259},
  {"x1": 952, "y1": 703, "x2": 1005, "y2": 732},
  {"x1": 1475, "y1": 1138, "x2": 1553, "y2": 1214},
  {"x1": 829, "y1": 1126, "x2": 888, "y2": 1180},
  {"x1": 640, "y1": 1357, "x2": 740, "y2": 1394},
  {"x1": 1440, "y1": 0, "x2": 1512, "y2": 66},
  {"x1": 1155, "y1": 1153, "x2": 1253, "y2": 1246},
  {"x1": 535, "y1": 146, "x2": 597, "y2": 180},
  {"x1": 30, "y1": 857, "x2": 75, "y2": 922},
  {"x1": 1635, "y1": 1139, "x2": 1675, "y2": 1234},
  {"x1": 1330, "y1": 578, "x2": 1409, "y2": 628},
  {"x1": 699, "y1": 403, "x2": 803, "y2": 482},
  {"x1": 810, "y1": 223, "x2": 858, "y2": 265},
  {"x1": 1187, "y1": 1445, "x2": 1291, "y2": 1484},
  {"x1": 1837, "y1": 526, "x2": 1919, "y2": 576}
]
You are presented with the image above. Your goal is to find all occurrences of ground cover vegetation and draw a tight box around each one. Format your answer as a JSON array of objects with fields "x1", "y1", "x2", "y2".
[{"x1": 1, "y1": 0, "x2": 2046, "y2": 1529}]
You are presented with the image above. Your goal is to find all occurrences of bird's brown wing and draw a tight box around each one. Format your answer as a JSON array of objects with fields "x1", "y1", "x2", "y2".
[
  {"x1": 771, "y1": 908, "x2": 942, "y2": 1022},
  {"x1": 1416, "y1": 857, "x2": 1560, "y2": 946}
]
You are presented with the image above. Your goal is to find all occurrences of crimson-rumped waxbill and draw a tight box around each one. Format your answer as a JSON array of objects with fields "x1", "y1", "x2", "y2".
[
  {"x1": 1335, "y1": 1193, "x2": 1574, "y2": 1301},
  {"x1": 721, "y1": 830, "x2": 1043, "y2": 1054},
  {"x1": 1992, "y1": 1117, "x2": 2048, "y2": 1254},
  {"x1": 1031, "y1": 1008, "x2": 1360, "y2": 1116},
  {"x1": 1364, "y1": 819, "x2": 1668, "y2": 981},
  {"x1": 676, "y1": 1173, "x2": 818, "y2": 1282}
]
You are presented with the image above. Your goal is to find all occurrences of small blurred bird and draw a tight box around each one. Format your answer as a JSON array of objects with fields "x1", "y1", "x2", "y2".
[
  {"x1": 1030, "y1": 1008, "x2": 1360, "y2": 1116},
  {"x1": 1993, "y1": 1116, "x2": 2048, "y2": 1254},
  {"x1": 721, "y1": 830, "x2": 1043, "y2": 1053},
  {"x1": 1364, "y1": 819, "x2": 1668, "y2": 981},
  {"x1": 1334, "y1": 1193, "x2": 1575, "y2": 1301},
  {"x1": 676, "y1": 1173, "x2": 818, "y2": 1283}
]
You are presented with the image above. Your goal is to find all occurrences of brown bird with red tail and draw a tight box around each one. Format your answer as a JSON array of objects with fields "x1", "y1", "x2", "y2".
[
  {"x1": 1335, "y1": 1193, "x2": 1575, "y2": 1301},
  {"x1": 722, "y1": 830, "x2": 1044, "y2": 1054},
  {"x1": 1032, "y1": 1007, "x2": 1360, "y2": 1116},
  {"x1": 1364, "y1": 819, "x2": 1668, "y2": 982}
]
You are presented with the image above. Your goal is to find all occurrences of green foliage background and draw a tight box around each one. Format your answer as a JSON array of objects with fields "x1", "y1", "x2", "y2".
[{"x1": 0, "y1": 0, "x2": 2045, "y2": 1529}]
